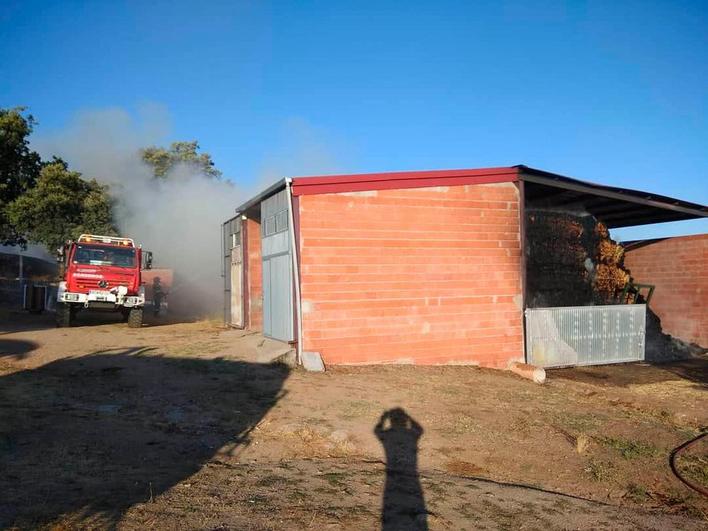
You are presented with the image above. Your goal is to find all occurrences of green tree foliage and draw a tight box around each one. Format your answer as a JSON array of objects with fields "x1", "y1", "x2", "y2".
[
  {"x1": 0, "y1": 108, "x2": 42, "y2": 245},
  {"x1": 6, "y1": 160, "x2": 117, "y2": 251},
  {"x1": 141, "y1": 140, "x2": 222, "y2": 179}
]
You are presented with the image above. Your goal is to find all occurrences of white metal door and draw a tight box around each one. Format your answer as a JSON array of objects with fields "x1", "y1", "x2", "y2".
[
  {"x1": 222, "y1": 216, "x2": 242, "y2": 327},
  {"x1": 230, "y1": 244, "x2": 244, "y2": 327}
]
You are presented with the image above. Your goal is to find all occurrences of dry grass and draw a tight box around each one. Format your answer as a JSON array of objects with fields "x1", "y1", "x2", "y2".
[
  {"x1": 444, "y1": 458, "x2": 486, "y2": 477},
  {"x1": 625, "y1": 483, "x2": 650, "y2": 503},
  {"x1": 278, "y1": 424, "x2": 361, "y2": 459},
  {"x1": 599, "y1": 436, "x2": 663, "y2": 460},
  {"x1": 676, "y1": 453, "x2": 708, "y2": 488},
  {"x1": 3, "y1": 314, "x2": 708, "y2": 528},
  {"x1": 585, "y1": 459, "x2": 616, "y2": 482},
  {"x1": 444, "y1": 414, "x2": 478, "y2": 435},
  {"x1": 334, "y1": 399, "x2": 378, "y2": 420},
  {"x1": 574, "y1": 433, "x2": 591, "y2": 454}
]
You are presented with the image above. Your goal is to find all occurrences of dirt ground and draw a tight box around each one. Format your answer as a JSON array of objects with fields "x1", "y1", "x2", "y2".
[{"x1": 1, "y1": 307, "x2": 707, "y2": 530}]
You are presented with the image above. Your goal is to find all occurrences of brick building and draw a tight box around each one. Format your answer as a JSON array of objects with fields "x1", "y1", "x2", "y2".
[
  {"x1": 222, "y1": 166, "x2": 707, "y2": 368},
  {"x1": 625, "y1": 234, "x2": 708, "y2": 348}
]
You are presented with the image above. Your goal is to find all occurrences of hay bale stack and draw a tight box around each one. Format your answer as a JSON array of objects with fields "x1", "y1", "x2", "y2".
[
  {"x1": 593, "y1": 223, "x2": 629, "y2": 302},
  {"x1": 597, "y1": 238, "x2": 624, "y2": 264},
  {"x1": 525, "y1": 211, "x2": 699, "y2": 361},
  {"x1": 526, "y1": 210, "x2": 598, "y2": 307},
  {"x1": 526, "y1": 211, "x2": 630, "y2": 307},
  {"x1": 594, "y1": 264, "x2": 630, "y2": 300}
]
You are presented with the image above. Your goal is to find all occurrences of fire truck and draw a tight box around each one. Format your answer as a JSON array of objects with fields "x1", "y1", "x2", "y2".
[{"x1": 56, "y1": 234, "x2": 153, "y2": 327}]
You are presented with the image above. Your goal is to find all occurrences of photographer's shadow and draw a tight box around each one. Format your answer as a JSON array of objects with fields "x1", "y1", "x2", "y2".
[{"x1": 375, "y1": 408, "x2": 429, "y2": 530}]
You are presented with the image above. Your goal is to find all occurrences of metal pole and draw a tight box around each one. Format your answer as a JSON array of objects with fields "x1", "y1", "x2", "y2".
[{"x1": 285, "y1": 178, "x2": 304, "y2": 366}]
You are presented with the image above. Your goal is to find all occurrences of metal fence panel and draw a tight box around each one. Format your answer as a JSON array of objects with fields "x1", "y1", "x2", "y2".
[{"x1": 525, "y1": 304, "x2": 646, "y2": 368}]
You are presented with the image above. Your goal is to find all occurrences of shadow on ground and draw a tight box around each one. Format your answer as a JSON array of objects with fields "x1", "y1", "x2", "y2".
[
  {"x1": 0, "y1": 306, "x2": 57, "y2": 334},
  {"x1": 376, "y1": 408, "x2": 429, "y2": 530},
  {"x1": 0, "y1": 303, "x2": 208, "y2": 335},
  {"x1": 549, "y1": 356, "x2": 708, "y2": 390},
  {"x1": 0, "y1": 339, "x2": 39, "y2": 359},
  {"x1": 0, "y1": 347, "x2": 289, "y2": 529}
]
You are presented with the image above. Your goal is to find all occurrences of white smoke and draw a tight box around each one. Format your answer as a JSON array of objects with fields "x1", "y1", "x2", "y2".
[
  {"x1": 256, "y1": 117, "x2": 342, "y2": 184},
  {"x1": 33, "y1": 105, "x2": 242, "y2": 317}
]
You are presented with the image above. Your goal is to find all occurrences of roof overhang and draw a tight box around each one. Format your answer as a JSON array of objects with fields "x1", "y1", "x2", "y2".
[
  {"x1": 518, "y1": 165, "x2": 707, "y2": 228},
  {"x1": 234, "y1": 178, "x2": 286, "y2": 216},
  {"x1": 233, "y1": 165, "x2": 707, "y2": 229},
  {"x1": 290, "y1": 167, "x2": 518, "y2": 195}
]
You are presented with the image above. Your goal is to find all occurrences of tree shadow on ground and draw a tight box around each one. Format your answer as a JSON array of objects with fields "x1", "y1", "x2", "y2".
[
  {"x1": 0, "y1": 303, "x2": 206, "y2": 335},
  {"x1": 0, "y1": 339, "x2": 39, "y2": 359},
  {"x1": 0, "y1": 306, "x2": 57, "y2": 334},
  {"x1": 0, "y1": 347, "x2": 289, "y2": 529},
  {"x1": 375, "y1": 408, "x2": 430, "y2": 531}
]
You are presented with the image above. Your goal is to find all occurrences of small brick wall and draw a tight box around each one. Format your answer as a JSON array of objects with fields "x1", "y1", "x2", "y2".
[
  {"x1": 245, "y1": 217, "x2": 263, "y2": 331},
  {"x1": 624, "y1": 234, "x2": 708, "y2": 347},
  {"x1": 297, "y1": 183, "x2": 524, "y2": 367}
]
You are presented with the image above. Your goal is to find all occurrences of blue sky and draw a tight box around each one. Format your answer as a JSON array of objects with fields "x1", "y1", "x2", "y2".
[{"x1": 1, "y1": 0, "x2": 706, "y2": 239}]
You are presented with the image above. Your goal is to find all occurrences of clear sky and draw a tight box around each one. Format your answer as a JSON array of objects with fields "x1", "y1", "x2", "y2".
[{"x1": 1, "y1": 0, "x2": 706, "y2": 240}]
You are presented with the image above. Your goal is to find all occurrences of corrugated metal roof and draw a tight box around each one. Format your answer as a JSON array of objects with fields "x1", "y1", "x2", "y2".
[
  {"x1": 233, "y1": 165, "x2": 707, "y2": 228},
  {"x1": 234, "y1": 178, "x2": 286, "y2": 216},
  {"x1": 518, "y1": 165, "x2": 707, "y2": 227},
  {"x1": 291, "y1": 166, "x2": 518, "y2": 195}
]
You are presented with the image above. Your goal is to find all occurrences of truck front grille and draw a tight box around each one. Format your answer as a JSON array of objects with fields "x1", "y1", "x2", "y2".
[{"x1": 75, "y1": 279, "x2": 130, "y2": 291}]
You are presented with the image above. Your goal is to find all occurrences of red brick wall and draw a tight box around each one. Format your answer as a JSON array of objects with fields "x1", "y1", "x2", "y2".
[
  {"x1": 245, "y1": 217, "x2": 263, "y2": 331},
  {"x1": 297, "y1": 183, "x2": 524, "y2": 367},
  {"x1": 624, "y1": 234, "x2": 708, "y2": 347}
]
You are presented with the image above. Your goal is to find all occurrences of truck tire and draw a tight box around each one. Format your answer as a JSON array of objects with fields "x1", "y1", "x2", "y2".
[
  {"x1": 128, "y1": 307, "x2": 143, "y2": 328},
  {"x1": 56, "y1": 303, "x2": 74, "y2": 327}
]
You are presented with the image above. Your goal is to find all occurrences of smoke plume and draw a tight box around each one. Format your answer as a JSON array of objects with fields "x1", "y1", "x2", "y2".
[{"x1": 33, "y1": 105, "x2": 242, "y2": 318}]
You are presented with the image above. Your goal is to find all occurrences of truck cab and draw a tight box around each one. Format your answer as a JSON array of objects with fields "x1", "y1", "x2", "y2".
[{"x1": 56, "y1": 234, "x2": 152, "y2": 327}]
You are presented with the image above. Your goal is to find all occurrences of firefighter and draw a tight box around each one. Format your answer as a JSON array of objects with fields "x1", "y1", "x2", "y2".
[{"x1": 152, "y1": 277, "x2": 167, "y2": 316}]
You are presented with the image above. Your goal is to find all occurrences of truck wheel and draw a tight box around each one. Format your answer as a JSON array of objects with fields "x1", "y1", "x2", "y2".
[
  {"x1": 56, "y1": 303, "x2": 74, "y2": 327},
  {"x1": 128, "y1": 307, "x2": 143, "y2": 328}
]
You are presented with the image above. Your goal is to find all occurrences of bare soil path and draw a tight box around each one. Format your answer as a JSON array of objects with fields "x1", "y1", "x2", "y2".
[{"x1": 1, "y1": 309, "x2": 706, "y2": 529}]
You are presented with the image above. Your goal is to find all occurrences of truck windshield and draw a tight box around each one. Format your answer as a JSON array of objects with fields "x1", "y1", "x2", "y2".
[{"x1": 73, "y1": 244, "x2": 136, "y2": 268}]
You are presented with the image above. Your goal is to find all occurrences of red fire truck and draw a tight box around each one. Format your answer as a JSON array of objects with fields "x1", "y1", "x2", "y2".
[{"x1": 56, "y1": 234, "x2": 153, "y2": 327}]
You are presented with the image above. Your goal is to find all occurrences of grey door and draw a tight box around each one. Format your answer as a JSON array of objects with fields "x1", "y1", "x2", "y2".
[
  {"x1": 222, "y1": 216, "x2": 242, "y2": 326},
  {"x1": 261, "y1": 190, "x2": 294, "y2": 341}
]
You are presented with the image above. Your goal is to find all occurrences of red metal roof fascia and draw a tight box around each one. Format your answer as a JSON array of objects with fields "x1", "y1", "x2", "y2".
[{"x1": 290, "y1": 167, "x2": 519, "y2": 196}]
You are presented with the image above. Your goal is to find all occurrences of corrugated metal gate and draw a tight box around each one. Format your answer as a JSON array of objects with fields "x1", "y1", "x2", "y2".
[
  {"x1": 222, "y1": 216, "x2": 243, "y2": 327},
  {"x1": 525, "y1": 304, "x2": 646, "y2": 368},
  {"x1": 261, "y1": 190, "x2": 294, "y2": 342}
]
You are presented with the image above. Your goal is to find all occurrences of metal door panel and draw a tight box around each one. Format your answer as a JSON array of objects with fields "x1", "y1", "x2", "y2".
[
  {"x1": 525, "y1": 304, "x2": 646, "y2": 368},
  {"x1": 263, "y1": 259, "x2": 272, "y2": 337},
  {"x1": 267, "y1": 254, "x2": 293, "y2": 341},
  {"x1": 222, "y1": 216, "x2": 242, "y2": 326},
  {"x1": 261, "y1": 190, "x2": 294, "y2": 342},
  {"x1": 262, "y1": 231, "x2": 289, "y2": 257},
  {"x1": 230, "y1": 245, "x2": 244, "y2": 327}
]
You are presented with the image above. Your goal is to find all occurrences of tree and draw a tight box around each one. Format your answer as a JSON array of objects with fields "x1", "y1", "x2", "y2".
[
  {"x1": 141, "y1": 141, "x2": 222, "y2": 179},
  {"x1": 0, "y1": 107, "x2": 43, "y2": 245},
  {"x1": 6, "y1": 160, "x2": 117, "y2": 251}
]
